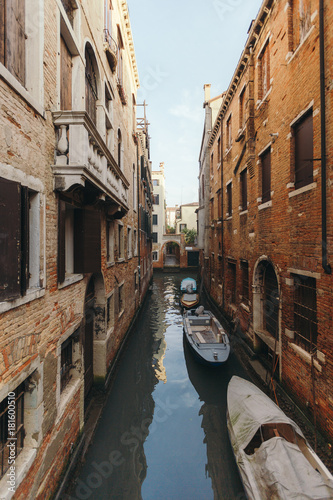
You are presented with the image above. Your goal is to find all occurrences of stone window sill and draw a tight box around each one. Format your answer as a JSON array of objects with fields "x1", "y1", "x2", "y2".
[
  {"x1": 289, "y1": 342, "x2": 322, "y2": 372},
  {"x1": 288, "y1": 182, "x2": 317, "y2": 198},
  {"x1": 0, "y1": 288, "x2": 46, "y2": 314},
  {"x1": 58, "y1": 274, "x2": 84, "y2": 290},
  {"x1": 258, "y1": 200, "x2": 272, "y2": 210}
]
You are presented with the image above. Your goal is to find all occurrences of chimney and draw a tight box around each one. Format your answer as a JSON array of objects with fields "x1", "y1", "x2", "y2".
[{"x1": 204, "y1": 84, "x2": 211, "y2": 103}]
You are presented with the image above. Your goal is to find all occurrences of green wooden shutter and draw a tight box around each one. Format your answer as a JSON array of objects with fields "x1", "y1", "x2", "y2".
[{"x1": 6, "y1": 0, "x2": 25, "y2": 86}]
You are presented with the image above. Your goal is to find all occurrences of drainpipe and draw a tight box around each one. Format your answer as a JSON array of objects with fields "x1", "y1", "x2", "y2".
[{"x1": 319, "y1": 0, "x2": 331, "y2": 274}]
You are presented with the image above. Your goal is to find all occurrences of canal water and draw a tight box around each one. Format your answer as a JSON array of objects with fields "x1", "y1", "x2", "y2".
[{"x1": 68, "y1": 272, "x2": 248, "y2": 500}]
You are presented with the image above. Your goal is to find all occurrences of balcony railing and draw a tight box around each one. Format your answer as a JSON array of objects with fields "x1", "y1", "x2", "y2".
[
  {"x1": 52, "y1": 110, "x2": 129, "y2": 214},
  {"x1": 103, "y1": 29, "x2": 117, "y2": 73}
]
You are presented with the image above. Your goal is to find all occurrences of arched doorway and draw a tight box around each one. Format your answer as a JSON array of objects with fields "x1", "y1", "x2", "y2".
[
  {"x1": 84, "y1": 278, "x2": 95, "y2": 398},
  {"x1": 253, "y1": 258, "x2": 280, "y2": 370},
  {"x1": 163, "y1": 242, "x2": 180, "y2": 267}
]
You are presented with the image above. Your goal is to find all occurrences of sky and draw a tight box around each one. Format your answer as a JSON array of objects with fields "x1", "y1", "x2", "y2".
[{"x1": 127, "y1": 0, "x2": 263, "y2": 207}]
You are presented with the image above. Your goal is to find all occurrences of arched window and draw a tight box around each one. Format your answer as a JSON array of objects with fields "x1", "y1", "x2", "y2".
[
  {"x1": 85, "y1": 45, "x2": 98, "y2": 124},
  {"x1": 117, "y1": 129, "x2": 122, "y2": 169}
]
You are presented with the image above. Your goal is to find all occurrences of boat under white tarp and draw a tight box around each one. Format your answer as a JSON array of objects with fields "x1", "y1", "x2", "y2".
[{"x1": 227, "y1": 376, "x2": 333, "y2": 500}]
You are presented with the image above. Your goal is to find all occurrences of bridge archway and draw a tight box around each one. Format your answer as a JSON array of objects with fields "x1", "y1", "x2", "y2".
[{"x1": 161, "y1": 240, "x2": 180, "y2": 267}]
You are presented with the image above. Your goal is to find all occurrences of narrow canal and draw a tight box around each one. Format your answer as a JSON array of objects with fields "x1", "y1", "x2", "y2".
[{"x1": 67, "y1": 272, "x2": 249, "y2": 500}]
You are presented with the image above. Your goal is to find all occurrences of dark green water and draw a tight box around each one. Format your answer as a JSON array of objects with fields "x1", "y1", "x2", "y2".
[{"x1": 68, "y1": 272, "x2": 247, "y2": 500}]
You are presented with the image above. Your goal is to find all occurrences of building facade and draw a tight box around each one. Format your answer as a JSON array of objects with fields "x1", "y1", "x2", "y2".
[
  {"x1": 200, "y1": 0, "x2": 333, "y2": 441},
  {"x1": 0, "y1": 1, "x2": 152, "y2": 498},
  {"x1": 152, "y1": 163, "x2": 167, "y2": 267}
]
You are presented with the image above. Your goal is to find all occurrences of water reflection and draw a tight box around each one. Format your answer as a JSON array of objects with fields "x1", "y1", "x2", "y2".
[{"x1": 68, "y1": 273, "x2": 246, "y2": 500}]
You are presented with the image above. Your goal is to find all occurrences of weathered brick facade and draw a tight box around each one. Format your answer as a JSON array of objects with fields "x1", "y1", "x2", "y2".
[
  {"x1": 200, "y1": 0, "x2": 333, "y2": 441},
  {"x1": 0, "y1": 1, "x2": 152, "y2": 498}
]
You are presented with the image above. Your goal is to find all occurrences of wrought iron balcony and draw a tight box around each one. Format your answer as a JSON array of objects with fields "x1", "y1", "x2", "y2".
[
  {"x1": 103, "y1": 29, "x2": 117, "y2": 73},
  {"x1": 52, "y1": 110, "x2": 129, "y2": 215}
]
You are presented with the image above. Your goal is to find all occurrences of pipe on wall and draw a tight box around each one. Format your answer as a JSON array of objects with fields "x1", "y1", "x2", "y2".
[{"x1": 319, "y1": 0, "x2": 331, "y2": 274}]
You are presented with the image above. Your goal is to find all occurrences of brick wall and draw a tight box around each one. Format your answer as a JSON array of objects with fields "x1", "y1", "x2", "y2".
[{"x1": 206, "y1": 0, "x2": 333, "y2": 440}]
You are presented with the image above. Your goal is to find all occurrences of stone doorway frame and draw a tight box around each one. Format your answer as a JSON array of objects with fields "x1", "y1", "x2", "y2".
[{"x1": 252, "y1": 256, "x2": 282, "y2": 380}]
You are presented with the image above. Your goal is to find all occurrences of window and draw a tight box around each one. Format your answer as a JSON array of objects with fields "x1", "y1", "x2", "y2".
[
  {"x1": 261, "y1": 148, "x2": 271, "y2": 203},
  {"x1": 153, "y1": 179, "x2": 159, "y2": 186},
  {"x1": 134, "y1": 271, "x2": 139, "y2": 291},
  {"x1": 107, "y1": 293, "x2": 115, "y2": 330},
  {"x1": 227, "y1": 182, "x2": 232, "y2": 216},
  {"x1": 290, "y1": 0, "x2": 312, "y2": 49},
  {"x1": 60, "y1": 337, "x2": 73, "y2": 392},
  {"x1": 117, "y1": 26, "x2": 124, "y2": 86},
  {"x1": 153, "y1": 214, "x2": 158, "y2": 225},
  {"x1": 118, "y1": 283, "x2": 124, "y2": 315},
  {"x1": 118, "y1": 223, "x2": 124, "y2": 260},
  {"x1": 58, "y1": 201, "x2": 101, "y2": 283},
  {"x1": 217, "y1": 137, "x2": 221, "y2": 163},
  {"x1": 152, "y1": 251, "x2": 158, "y2": 261},
  {"x1": 241, "y1": 261, "x2": 249, "y2": 302},
  {"x1": 153, "y1": 194, "x2": 159, "y2": 205},
  {"x1": 0, "y1": 0, "x2": 25, "y2": 86},
  {"x1": 127, "y1": 227, "x2": 132, "y2": 258},
  {"x1": 210, "y1": 198, "x2": 214, "y2": 221},
  {"x1": 180, "y1": 224, "x2": 187, "y2": 232},
  {"x1": 240, "y1": 168, "x2": 247, "y2": 211},
  {"x1": 60, "y1": 36, "x2": 72, "y2": 110},
  {"x1": 226, "y1": 115, "x2": 232, "y2": 149},
  {"x1": 61, "y1": 0, "x2": 76, "y2": 26},
  {"x1": 117, "y1": 129, "x2": 122, "y2": 170},
  {"x1": 133, "y1": 230, "x2": 137, "y2": 256},
  {"x1": 107, "y1": 220, "x2": 115, "y2": 263},
  {"x1": 293, "y1": 275, "x2": 317, "y2": 352},
  {"x1": 0, "y1": 178, "x2": 41, "y2": 301},
  {"x1": 239, "y1": 86, "x2": 246, "y2": 129},
  {"x1": 152, "y1": 232, "x2": 158, "y2": 243},
  {"x1": 210, "y1": 152, "x2": 214, "y2": 174},
  {"x1": 0, "y1": 383, "x2": 25, "y2": 480},
  {"x1": 227, "y1": 261, "x2": 237, "y2": 304},
  {"x1": 217, "y1": 189, "x2": 222, "y2": 220},
  {"x1": 104, "y1": 0, "x2": 113, "y2": 35},
  {"x1": 85, "y1": 46, "x2": 98, "y2": 125},
  {"x1": 259, "y1": 42, "x2": 270, "y2": 98},
  {"x1": 293, "y1": 112, "x2": 313, "y2": 190}
]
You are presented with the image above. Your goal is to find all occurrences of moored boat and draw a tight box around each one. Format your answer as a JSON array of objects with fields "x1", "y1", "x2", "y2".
[
  {"x1": 183, "y1": 308, "x2": 230, "y2": 366},
  {"x1": 180, "y1": 277, "x2": 199, "y2": 309},
  {"x1": 227, "y1": 376, "x2": 333, "y2": 500}
]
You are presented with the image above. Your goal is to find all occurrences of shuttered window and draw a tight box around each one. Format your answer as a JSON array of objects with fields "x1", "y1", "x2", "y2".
[
  {"x1": 0, "y1": 178, "x2": 31, "y2": 301},
  {"x1": 58, "y1": 201, "x2": 101, "y2": 283},
  {"x1": 227, "y1": 183, "x2": 232, "y2": 216},
  {"x1": 260, "y1": 42, "x2": 270, "y2": 98},
  {"x1": 241, "y1": 261, "x2": 249, "y2": 302},
  {"x1": 294, "y1": 112, "x2": 313, "y2": 190},
  {"x1": 0, "y1": 0, "x2": 26, "y2": 86},
  {"x1": 261, "y1": 148, "x2": 271, "y2": 203},
  {"x1": 60, "y1": 35, "x2": 72, "y2": 110},
  {"x1": 240, "y1": 169, "x2": 247, "y2": 211},
  {"x1": 85, "y1": 47, "x2": 98, "y2": 125}
]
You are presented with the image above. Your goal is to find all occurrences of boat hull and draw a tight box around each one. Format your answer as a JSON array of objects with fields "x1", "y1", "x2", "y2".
[
  {"x1": 183, "y1": 309, "x2": 230, "y2": 366},
  {"x1": 227, "y1": 376, "x2": 333, "y2": 500}
]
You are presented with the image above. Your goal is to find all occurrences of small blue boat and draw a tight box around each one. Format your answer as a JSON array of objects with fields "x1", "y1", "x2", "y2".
[{"x1": 180, "y1": 278, "x2": 199, "y2": 309}]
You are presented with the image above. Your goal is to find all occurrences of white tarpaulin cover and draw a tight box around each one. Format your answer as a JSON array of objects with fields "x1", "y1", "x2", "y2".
[{"x1": 227, "y1": 376, "x2": 333, "y2": 500}]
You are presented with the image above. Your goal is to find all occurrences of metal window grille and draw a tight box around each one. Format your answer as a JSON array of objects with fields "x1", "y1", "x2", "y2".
[
  {"x1": 0, "y1": 383, "x2": 25, "y2": 479},
  {"x1": 61, "y1": 338, "x2": 73, "y2": 392},
  {"x1": 293, "y1": 275, "x2": 317, "y2": 352}
]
